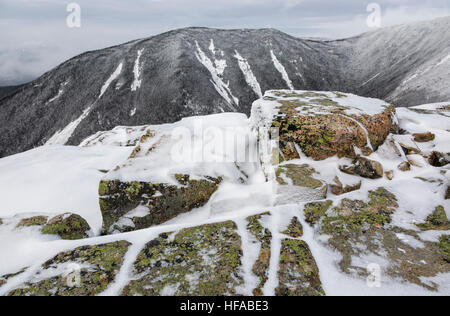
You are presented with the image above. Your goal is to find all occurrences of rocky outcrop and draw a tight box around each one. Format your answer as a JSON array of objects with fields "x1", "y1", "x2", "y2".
[
  {"x1": 398, "y1": 161, "x2": 411, "y2": 172},
  {"x1": 329, "y1": 177, "x2": 361, "y2": 196},
  {"x1": 417, "y1": 206, "x2": 450, "y2": 231},
  {"x1": 17, "y1": 216, "x2": 48, "y2": 228},
  {"x1": 16, "y1": 213, "x2": 90, "y2": 240},
  {"x1": 276, "y1": 239, "x2": 324, "y2": 296},
  {"x1": 429, "y1": 152, "x2": 450, "y2": 167},
  {"x1": 303, "y1": 188, "x2": 450, "y2": 290},
  {"x1": 8, "y1": 241, "x2": 130, "y2": 296},
  {"x1": 122, "y1": 221, "x2": 243, "y2": 296},
  {"x1": 252, "y1": 91, "x2": 397, "y2": 161},
  {"x1": 246, "y1": 213, "x2": 272, "y2": 296},
  {"x1": 93, "y1": 116, "x2": 250, "y2": 235},
  {"x1": 305, "y1": 188, "x2": 398, "y2": 235},
  {"x1": 438, "y1": 235, "x2": 450, "y2": 263},
  {"x1": 100, "y1": 176, "x2": 221, "y2": 235},
  {"x1": 339, "y1": 156, "x2": 384, "y2": 179},
  {"x1": 413, "y1": 132, "x2": 435, "y2": 143},
  {"x1": 275, "y1": 164, "x2": 327, "y2": 203},
  {"x1": 41, "y1": 214, "x2": 90, "y2": 240}
]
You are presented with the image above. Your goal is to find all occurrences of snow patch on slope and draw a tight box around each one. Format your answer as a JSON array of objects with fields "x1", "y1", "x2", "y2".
[
  {"x1": 270, "y1": 50, "x2": 294, "y2": 90},
  {"x1": 195, "y1": 41, "x2": 238, "y2": 110},
  {"x1": 131, "y1": 49, "x2": 144, "y2": 92},
  {"x1": 47, "y1": 81, "x2": 69, "y2": 104},
  {"x1": 45, "y1": 106, "x2": 93, "y2": 145},
  {"x1": 234, "y1": 50, "x2": 263, "y2": 98},
  {"x1": 100, "y1": 63, "x2": 123, "y2": 98}
]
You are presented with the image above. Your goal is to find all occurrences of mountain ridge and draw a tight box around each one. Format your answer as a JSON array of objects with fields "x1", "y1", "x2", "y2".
[{"x1": 0, "y1": 17, "x2": 449, "y2": 158}]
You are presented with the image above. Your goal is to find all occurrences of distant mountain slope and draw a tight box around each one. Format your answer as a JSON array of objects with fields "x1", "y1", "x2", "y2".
[
  {"x1": 0, "y1": 17, "x2": 449, "y2": 158},
  {"x1": 0, "y1": 86, "x2": 20, "y2": 100}
]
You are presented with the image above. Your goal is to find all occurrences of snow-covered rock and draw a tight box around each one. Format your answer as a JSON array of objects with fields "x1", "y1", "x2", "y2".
[{"x1": 0, "y1": 94, "x2": 449, "y2": 296}]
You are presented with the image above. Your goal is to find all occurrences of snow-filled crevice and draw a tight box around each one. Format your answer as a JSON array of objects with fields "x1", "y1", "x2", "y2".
[
  {"x1": 234, "y1": 218, "x2": 260, "y2": 296},
  {"x1": 131, "y1": 49, "x2": 144, "y2": 92},
  {"x1": 195, "y1": 41, "x2": 239, "y2": 111},
  {"x1": 234, "y1": 50, "x2": 263, "y2": 98},
  {"x1": 270, "y1": 50, "x2": 294, "y2": 90},
  {"x1": 100, "y1": 63, "x2": 123, "y2": 98}
]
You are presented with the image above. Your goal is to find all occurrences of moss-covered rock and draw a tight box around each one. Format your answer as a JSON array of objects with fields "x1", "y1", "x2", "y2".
[
  {"x1": 282, "y1": 217, "x2": 303, "y2": 238},
  {"x1": 438, "y1": 235, "x2": 450, "y2": 263},
  {"x1": 99, "y1": 175, "x2": 222, "y2": 234},
  {"x1": 329, "y1": 177, "x2": 361, "y2": 196},
  {"x1": 8, "y1": 241, "x2": 130, "y2": 296},
  {"x1": 17, "y1": 216, "x2": 48, "y2": 228},
  {"x1": 339, "y1": 156, "x2": 384, "y2": 179},
  {"x1": 304, "y1": 188, "x2": 397, "y2": 237},
  {"x1": 257, "y1": 91, "x2": 397, "y2": 161},
  {"x1": 304, "y1": 201, "x2": 333, "y2": 225},
  {"x1": 41, "y1": 214, "x2": 90, "y2": 240},
  {"x1": 417, "y1": 206, "x2": 450, "y2": 231},
  {"x1": 122, "y1": 221, "x2": 243, "y2": 296},
  {"x1": 327, "y1": 228, "x2": 450, "y2": 290},
  {"x1": 428, "y1": 151, "x2": 450, "y2": 167},
  {"x1": 322, "y1": 188, "x2": 397, "y2": 236},
  {"x1": 413, "y1": 132, "x2": 435, "y2": 143},
  {"x1": 246, "y1": 213, "x2": 272, "y2": 296},
  {"x1": 276, "y1": 239, "x2": 324, "y2": 296},
  {"x1": 0, "y1": 269, "x2": 26, "y2": 287},
  {"x1": 276, "y1": 164, "x2": 327, "y2": 202},
  {"x1": 398, "y1": 161, "x2": 411, "y2": 172}
]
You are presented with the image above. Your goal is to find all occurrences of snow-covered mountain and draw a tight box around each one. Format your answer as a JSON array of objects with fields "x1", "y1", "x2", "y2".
[{"x1": 1, "y1": 17, "x2": 449, "y2": 158}]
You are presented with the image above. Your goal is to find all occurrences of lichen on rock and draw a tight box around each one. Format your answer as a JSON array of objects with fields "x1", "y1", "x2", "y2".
[
  {"x1": 16, "y1": 216, "x2": 48, "y2": 228},
  {"x1": 303, "y1": 188, "x2": 397, "y2": 236},
  {"x1": 417, "y1": 206, "x2": 450, "y2": 231},
  {"x1": 8, "y1": 241, "x2": 130, "y2": 296},
  {"x1": 253, "y1": 90, "x2": 398, "y2": 161},
  {"x1": 339, "y1": 156, "x2": 384, "y2": 179},
  {"x1": 438, "y1": 235, "x2": 450, "y2": 263},
  {"x1": 329, "y1": 177, "x2": 361, "y2": 195},
  {"x1": 304, "y1": 200, "x2": 333, "y2": 226},
  {"x1": 275, "y1": 239, "x2": 324, "y2": 296},
  {"x1": 246, "y1": 213, "x2": 272, "y2": 295},
  {"x1": 41, "y1": 213, "x2": 90, "y2": 240},
  {"x1": 122, "y1": 221, "x2": 243, "y2": 296},
  {"x1": 99, "y1": 175, "x2": 222, "y2": 234},
  {"x1": 275, "y1": 164, "x2": 327, "y2": 203},
  {"x1": 282, "y1": 217, "x2": 303, "y2": 238}
]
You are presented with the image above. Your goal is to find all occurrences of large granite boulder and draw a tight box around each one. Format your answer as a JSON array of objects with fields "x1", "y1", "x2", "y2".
[{"x1": 251, "y1": 90, "x2": 398, "y2": 161}]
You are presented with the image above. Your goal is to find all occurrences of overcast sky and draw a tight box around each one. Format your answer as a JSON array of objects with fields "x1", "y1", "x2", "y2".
[{"x1": 0, "y1": 0, "x2": 449, "y2": 85}]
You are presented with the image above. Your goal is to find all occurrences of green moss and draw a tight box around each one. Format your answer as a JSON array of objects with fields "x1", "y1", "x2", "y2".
[
  {"x1": 282, "y1": 217, "x2": 303, "y2": 238},
  {"x1": 304, "y1": 201, "x2": 333, "y2": 225},
  {"x1": 417, "y1": 206, "x2": 450, "y2": 231},
  {"x1": 98, "y1": 181, "x2": 109, "y2": 196},
  {"x1": 122, "y1": 221, "x2": 243, "y2": 296},
  {"x1": 438, "y1": 235, "x2": 450, "y2": 263},
  {"x1": 309, "y1": 98, "x2": 339, "y2": 107},
  {"x1": 272, "y1": 91, "x2": 301, "y2": 98},
  {"x1": 8, "y1": 241, "x2": 130, "y2": 296},
  {"x1": 17, "y1": 216, "x2": 48, "y2": 227},
  {"x1": 276, "y1": 164, "x2": 323, "y2": 189},
  {"x1": 319, "y1": 188, "x2": 397, "y2": 237},
  {"x1": 100, "y1": 176, "x2": 222, "y2": 235},
  {"x1": 276, "y1": 239, "x2": 324, "y2": 296},
  {"x1": 333, "y1": 92, "x2": 347, "y2": 98},
  {"x1": 125, "y1": 182, "x2": 144, "y2": 197},
  {"x1": 41, "y1": 214, "x2": 90, "y2": 240}
]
